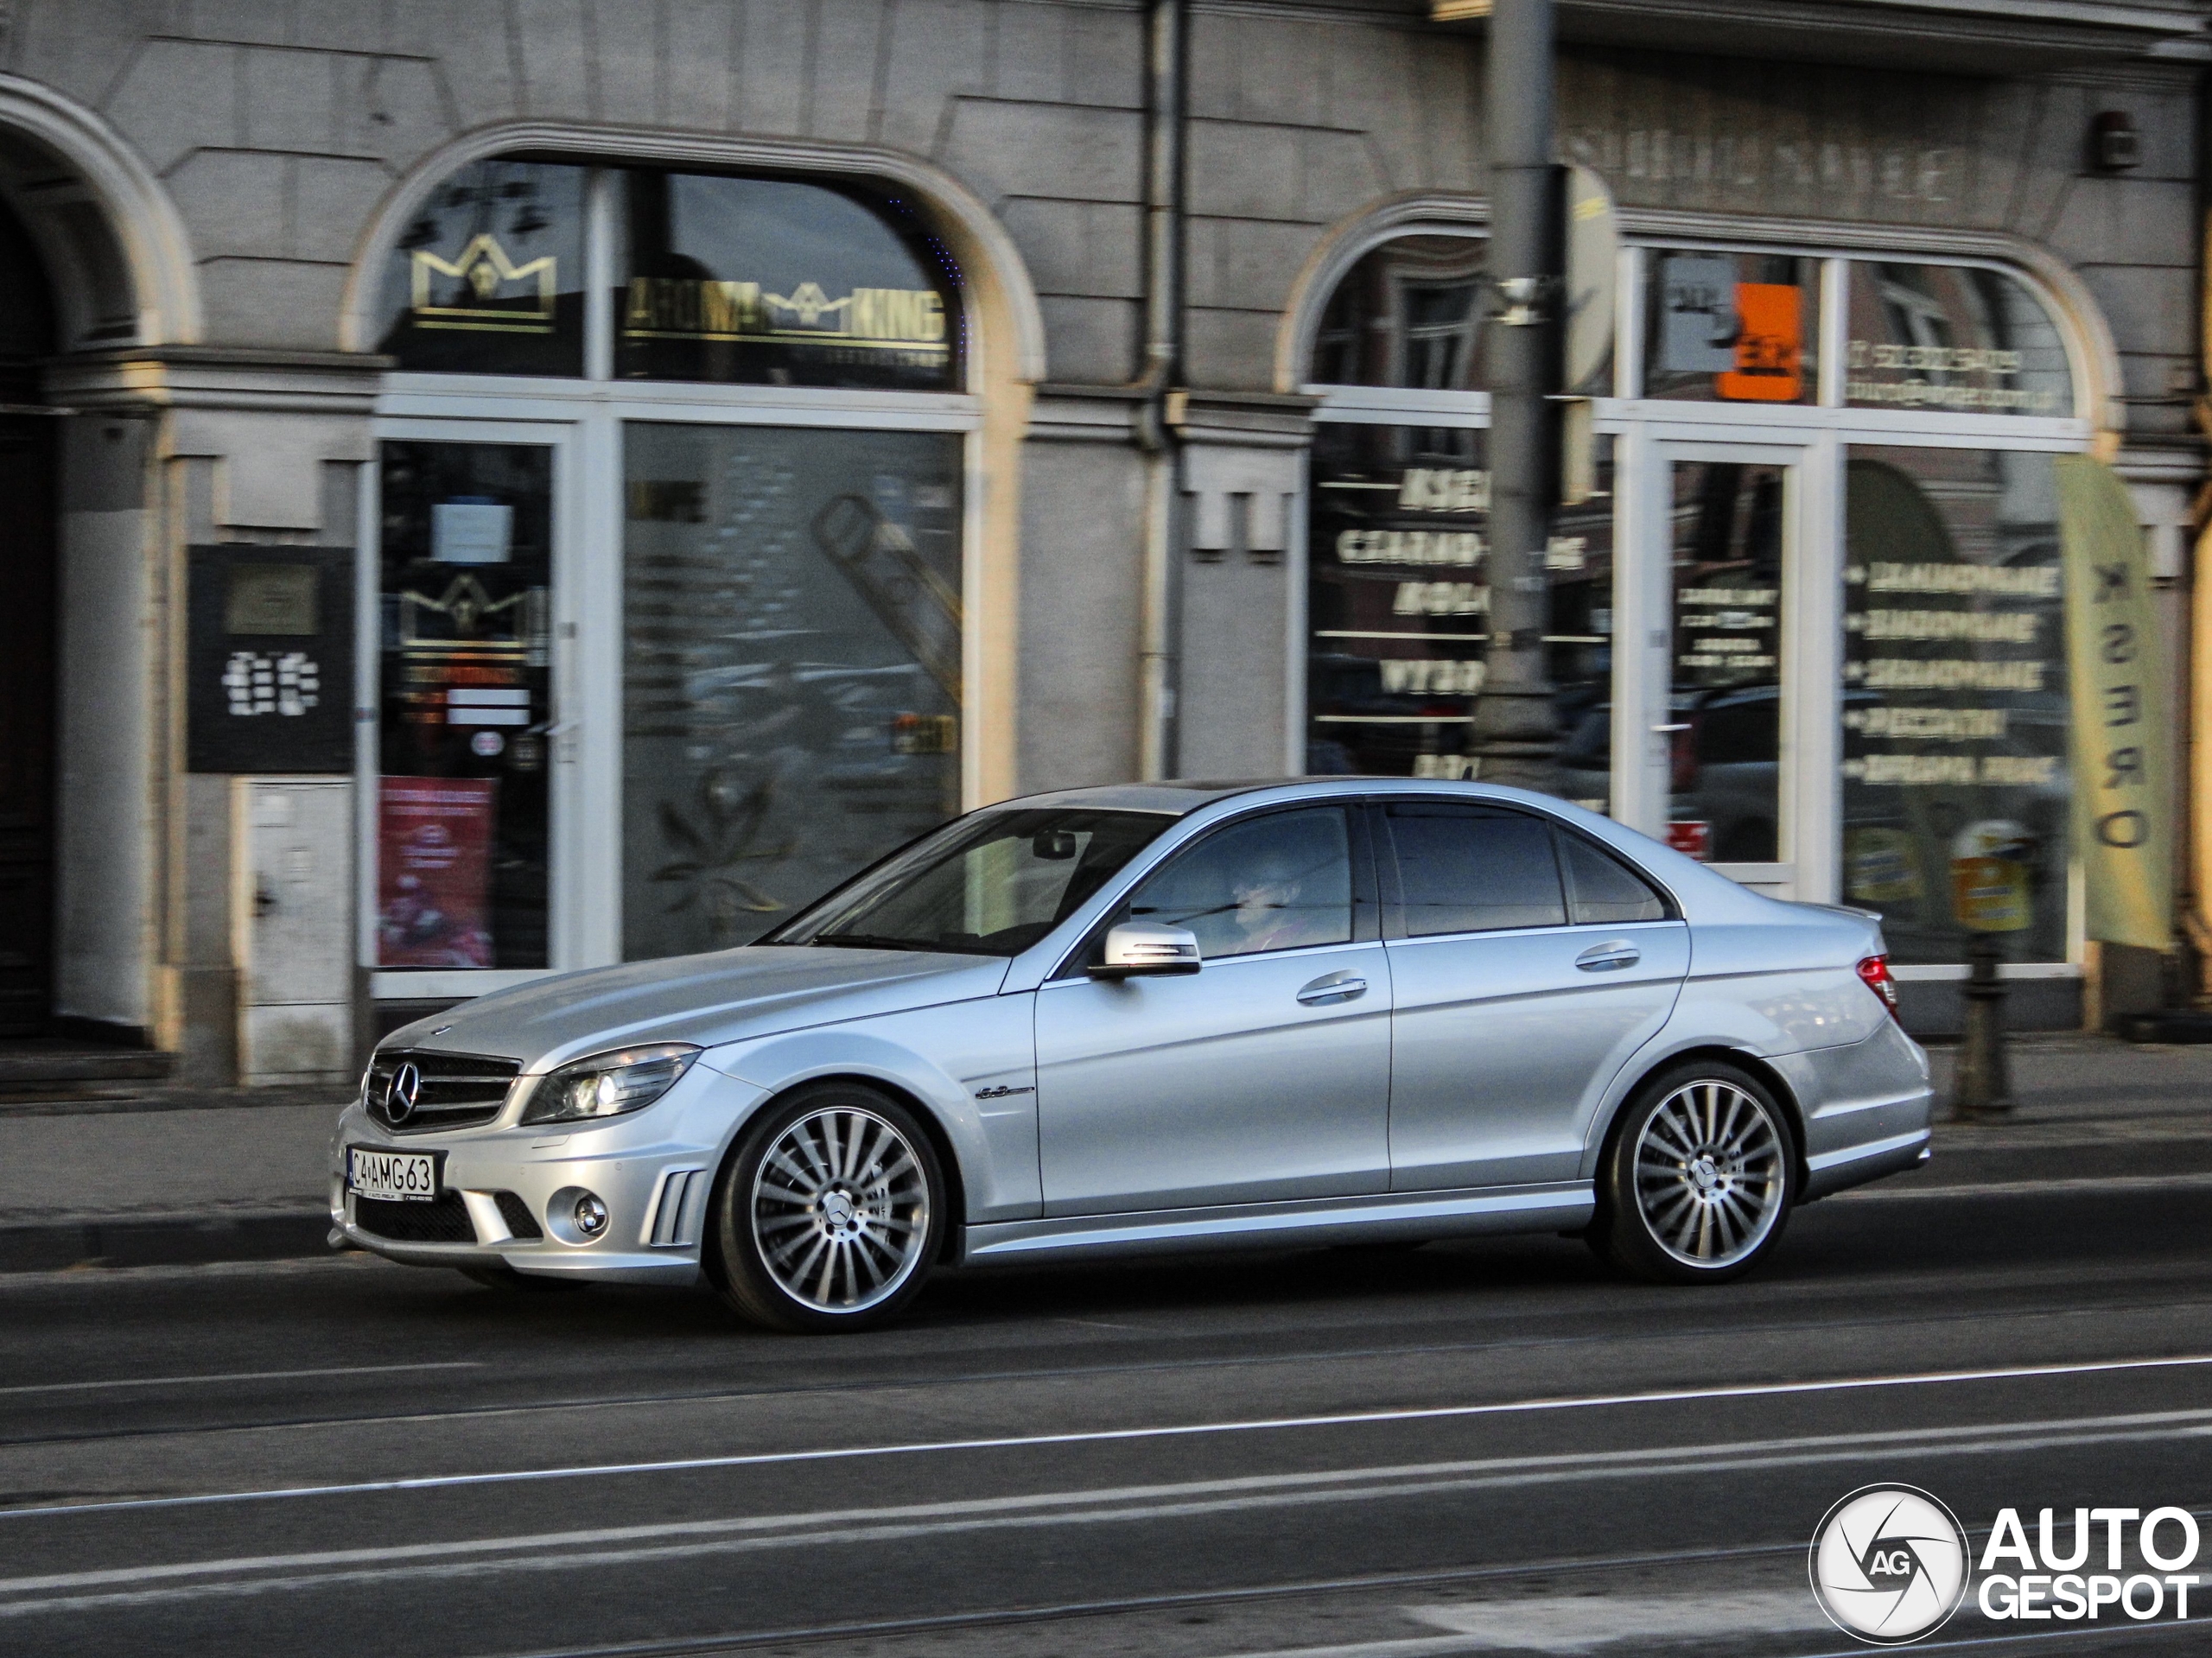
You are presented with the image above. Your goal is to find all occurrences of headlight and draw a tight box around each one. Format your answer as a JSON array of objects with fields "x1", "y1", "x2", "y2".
[{"x1": 520, "y1": 1044, "x2": 699, "y2": 1126}]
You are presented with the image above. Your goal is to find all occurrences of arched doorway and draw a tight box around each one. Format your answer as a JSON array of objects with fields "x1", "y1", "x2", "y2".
[{"x1": 0, "y1": 193, "x2": 57, "y2": 1036}]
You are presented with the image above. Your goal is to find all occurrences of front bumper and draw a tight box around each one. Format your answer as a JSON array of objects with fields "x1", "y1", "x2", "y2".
[{"x1": 329, "y1": 1065, "x2": 766, "y2": 1285}]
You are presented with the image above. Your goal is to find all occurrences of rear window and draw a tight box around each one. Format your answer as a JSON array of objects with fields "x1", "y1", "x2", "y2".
[
  {"x1": 1559, "y1": 832, "x2": 1669, "y2": 924},
  {"x1": 1387, "y1": 806, "x2": 1567, "y2": 936}
]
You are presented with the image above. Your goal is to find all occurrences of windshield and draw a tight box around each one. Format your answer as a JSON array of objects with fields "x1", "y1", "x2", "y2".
[{"x1": 763, "y1": 809, "x2": 1173, "y2": 957}]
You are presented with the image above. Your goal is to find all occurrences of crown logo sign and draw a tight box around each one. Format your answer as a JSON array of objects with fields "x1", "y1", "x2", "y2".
[
  {"x1": 762, "y1": 281, "x2": 849, "y2": 329},
  {"x1": 410, "y1": 234, "x2": 557, "y2": 334}
]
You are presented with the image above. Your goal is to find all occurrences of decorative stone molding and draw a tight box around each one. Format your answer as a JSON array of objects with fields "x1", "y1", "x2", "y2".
[
  {"x1": 1173, "y1": 390, "x2": 1317, "y2": 564},
  {"x1": 50, "y1": 347, "x2": 385, "y2": 533}
]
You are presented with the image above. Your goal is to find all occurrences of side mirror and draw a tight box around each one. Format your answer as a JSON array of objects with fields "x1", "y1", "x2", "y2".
[{"x1": 1090, "y1": 922, "x2": 1202, "y2": 979}]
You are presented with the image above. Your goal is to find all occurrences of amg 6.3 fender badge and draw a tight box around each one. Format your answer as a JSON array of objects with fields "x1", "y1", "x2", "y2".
[{"x1": 1810, "y1": 1484, "x2": 1971, "y2": 1645}]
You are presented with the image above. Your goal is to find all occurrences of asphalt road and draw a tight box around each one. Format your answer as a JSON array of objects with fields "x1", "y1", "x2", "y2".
[{"x1": 3, "y1": 1166, "x2": 2211, "y2": 1658}]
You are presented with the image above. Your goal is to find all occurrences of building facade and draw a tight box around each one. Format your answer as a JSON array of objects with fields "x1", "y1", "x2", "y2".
[{"x1": 0, "y1": 0, "x2": 2203, "y2": 1079}]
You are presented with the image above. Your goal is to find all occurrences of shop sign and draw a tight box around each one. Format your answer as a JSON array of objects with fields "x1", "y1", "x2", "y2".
[
  {"x1": 187, "y1": 546, "x2": 354, "y2": 774},
  {"x1": 623, "y1": 277, "x2": 948, "y2": 369},
  {"x1": 410, "y1": 234, "x2": 556, "y2": 334},
  {"x1": 2057, "y1": 454, "x2": 2173, "y2": 951}
]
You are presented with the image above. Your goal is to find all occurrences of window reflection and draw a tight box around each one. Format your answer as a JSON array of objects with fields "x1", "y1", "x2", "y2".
[
  {"x1": 1309, "y1": 235, "x2": 1487, "y2": 391},
  {"x1": 1306, "y1": 423, "x2": 1612, "y2": 803},
  {"x1": 1128, "y1": 810, "x2": 1352, "y2": 960},
  {"x1": 376, "y1": 442, "x2": 554, "y2": 968},
  {"x1": 1667, "y1": 461, "x2": 1786, "y2": 864},
  {"x1": 1841, "y1": 447, "x2": 2069, "y2": 964},
  {"x1": 1643, "y1": 250, "x2": 1818, "y2": 404},
  {"x1": 622, "y1": 422, "x2": 964, "y2": 961},
  {"x1": 618, "y1": 173, "x2": 961, "y2": 391},
  {"x1": 1846, "y1": 264, "x2": 2072, "y2": 417},
  {"x1": 375, "y1": 162, "x2": 586, "y2": 376}
]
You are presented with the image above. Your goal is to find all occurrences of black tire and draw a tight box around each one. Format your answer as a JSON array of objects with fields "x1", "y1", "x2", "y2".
[
  {"x1": 457, "y1": 1265, "x2": 582, "y2": 1293},
  {"x1": 1592, "y1": 1059, "x2": 1796, "y2": 1285},
  {"x1": 708, "y1": 1082, "x2": 945, "y2": 1333}
]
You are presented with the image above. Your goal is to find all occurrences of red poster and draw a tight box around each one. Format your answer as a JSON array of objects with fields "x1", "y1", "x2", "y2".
[
  {"x1": 378, "y1": 777, "x2": 497, "y2": 967},
  {"x1": 1667, "y1": 820, "x2": 1713, "y2": 861}
]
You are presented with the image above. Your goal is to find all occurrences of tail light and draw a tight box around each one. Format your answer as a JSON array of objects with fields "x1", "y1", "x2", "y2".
[
  {"x1": 1857, "y1": 954, "x2": 1901, "y2": 1020},
  {"x1": 1669, "y1": 720, "x2": 1700, "y2": 794}
]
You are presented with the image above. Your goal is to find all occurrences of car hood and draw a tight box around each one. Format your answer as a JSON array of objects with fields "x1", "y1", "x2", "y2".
[{"x1": 380, "y1": 948, "x2": 1011, "y2": 1072}]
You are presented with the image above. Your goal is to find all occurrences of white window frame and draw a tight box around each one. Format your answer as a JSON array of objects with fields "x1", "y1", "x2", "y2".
[{"x1": 363, "y1": 168, "x2": 982, "y2": 1000}]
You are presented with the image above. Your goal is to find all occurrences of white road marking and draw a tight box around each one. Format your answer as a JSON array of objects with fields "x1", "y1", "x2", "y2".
[
  {"x1": 4, "y1": 1349, "x2": 2208, "y2": 1523},
  {"x1": 1197, "y1": 1593, "x2": 1831, "y2": 1657},
  {"x1": 1840, "y1": 1171, "x2": 2212, "y2": 1202},
  {"x1": 0, "y1": 1362, "x2": 480, "y2": 1398},
  {"x1": 0, "y1": 1407, "x2": 2209, "y2": 1617},
  {"x1": 1406, "y1": 1593, "x2": 1829, "y2": 1653}
]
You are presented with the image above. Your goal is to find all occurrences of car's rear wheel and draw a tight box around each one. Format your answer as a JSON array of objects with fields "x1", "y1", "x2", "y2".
[
  {"x1": 709, "y1": 1083, "x2": 944, "y2": 1332},
  {"x1": 1593, "y1": 1060, "x2": 1794, "y2": 1284}
]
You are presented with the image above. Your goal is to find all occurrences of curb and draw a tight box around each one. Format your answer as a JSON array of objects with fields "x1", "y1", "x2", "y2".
[{"x1": 0, "y1": 1209, "x2": 334, "y2": 1274}]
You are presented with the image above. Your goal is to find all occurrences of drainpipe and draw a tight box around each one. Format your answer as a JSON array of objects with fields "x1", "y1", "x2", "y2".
[{"x1": 1135, "y1": 0, "x2": 1186, "y2": 782}]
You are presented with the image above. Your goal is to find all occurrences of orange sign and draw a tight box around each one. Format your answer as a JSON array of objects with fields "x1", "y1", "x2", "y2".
[{"x1": 1716, "y1": 283, "x2": 1802, "y2": 402}]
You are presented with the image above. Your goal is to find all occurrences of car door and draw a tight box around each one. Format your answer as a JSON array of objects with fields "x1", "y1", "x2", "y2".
[
  {"x1": 1379, "y1": 802, "x2": 1689, "y2": 1191},
  {"x1": 1033, "y1": 804, "x2": 1391, "y2": 1215}
]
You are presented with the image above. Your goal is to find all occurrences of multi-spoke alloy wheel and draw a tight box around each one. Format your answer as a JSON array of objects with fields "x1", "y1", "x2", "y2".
[
  {"x1": 1634, "y1": 1079, "x2": 1784, "y2": 1267},
  {"x1": 712, "y1": 1085, "x2": 944, "y2": 1331},
  {"x1": 753, "y1": 1106, "x2": 930, "y2": 1312},
  {"x1": 1595, "y1": 1062, "x2": 1795, "y2": 1285}
]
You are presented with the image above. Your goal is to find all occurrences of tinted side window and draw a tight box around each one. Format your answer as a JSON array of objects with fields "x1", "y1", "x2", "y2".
[
  {"x1": 1389, "y1": 808, "x2": 1566, "y2": 936},
  {"x1": 1128, "y1": 809, "x2": 1352, "y2": 960},
  {"x1": 1559, "y1": 833, "x2": 1669, "y2": 924}
]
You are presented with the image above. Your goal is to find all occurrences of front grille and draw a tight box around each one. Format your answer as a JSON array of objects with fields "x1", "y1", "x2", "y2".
[
  {"x1": 364, "y1": 1050, "x2": 520, "y2": 1134},
  {"x1": 354, "y1": 1192, "x2": 476, "y2": 1244},
  {"x1": 493, "y1": 1191, "x2": 543, "y2": 1241}
]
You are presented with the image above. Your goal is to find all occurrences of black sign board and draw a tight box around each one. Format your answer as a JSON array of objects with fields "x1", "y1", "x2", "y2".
[{"x1": 187, "y1": 545, "x2": 354, "y2": 773}]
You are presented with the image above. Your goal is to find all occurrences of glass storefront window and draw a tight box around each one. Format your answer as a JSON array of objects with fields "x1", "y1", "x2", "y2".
[
  {"x1": 1841, "y1": 447, "x2": 2069, "y2": 964},
  {"x1": 1307, "y1": 235, "x2": 1488, "y2": 391},
  {"x1": 1305, "y1": 422, "x2": 1612, "y2": 795},
  {"x1": 621, "y1": 422, "x2": 964, "y2": 960},
  {"x1": 375, "y1": 161, "x2": 586, "y2": 376},
  {"x1": 1643, "y1": 250, "x2": 1819, "y2": 404},
  {"x1": 376, "y1": 442, "x2": 554, "y2": 968},
  {"x1": 1668, "y1": 461, "x2": 1787, "y2": 863},
  {"x1": 617, "y1": 173, "x2": 961, "y2": 391},
  {"x1": 1846, "y1": 264, "x2": 2073, "y2": 418}
]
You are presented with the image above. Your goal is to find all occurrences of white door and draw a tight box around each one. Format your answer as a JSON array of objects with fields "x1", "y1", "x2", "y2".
[{"x1": 1618, "y1": 436, "x2": 1838, "y2": 904}]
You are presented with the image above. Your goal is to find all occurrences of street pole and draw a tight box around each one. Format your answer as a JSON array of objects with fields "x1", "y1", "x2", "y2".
[
  {"x1": 1950, "y1": 931, "x2": 2016, "y2": 1118},
  {"x1": 1472, "y1": 0, "x2": 1561, "y2": 792}
]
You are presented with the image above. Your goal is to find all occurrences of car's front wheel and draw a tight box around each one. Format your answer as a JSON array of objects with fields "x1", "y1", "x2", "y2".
[
  {"x1": 709, "y1": 1083, "x2": 944, "y2": 1332},
  {"x1": 1592, "y1": 1060, "x2": 1795, "y2": 1284}
]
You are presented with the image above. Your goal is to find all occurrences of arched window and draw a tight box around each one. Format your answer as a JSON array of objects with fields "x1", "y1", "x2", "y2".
[
  {"x1": 365, "y1": 161, "x2": 973, "y2": 998},
  {"x1": 1300, "y1": 225, "x2": 2098, "y2": 974}
]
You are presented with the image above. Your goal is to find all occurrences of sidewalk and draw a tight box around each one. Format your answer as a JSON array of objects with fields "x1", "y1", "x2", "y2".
[{"x1": 1, "y1": 1038, "x2": 2209, "y2": 1273}]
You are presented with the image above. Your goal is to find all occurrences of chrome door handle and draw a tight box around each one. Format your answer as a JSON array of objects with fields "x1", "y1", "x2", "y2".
[
  {"x1": 1575, "y1": 943, "x2": 1640, "y2": 972},
  {"x1": 1297, "y1": 971, "x2": 1368, "y2": 1006}
]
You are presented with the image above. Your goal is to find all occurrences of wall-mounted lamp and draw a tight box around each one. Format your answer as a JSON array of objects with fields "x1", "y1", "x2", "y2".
[{"x1": 2091, "y1": 111, "x2": 2142, "y2": 173}]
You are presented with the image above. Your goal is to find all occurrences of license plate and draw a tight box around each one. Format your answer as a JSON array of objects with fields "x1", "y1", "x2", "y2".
[{"x1": 348, "y1": 1147, "x2": 440, "y2": 1203}]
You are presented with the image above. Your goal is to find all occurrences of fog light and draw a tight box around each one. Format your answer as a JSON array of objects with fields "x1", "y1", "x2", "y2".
[{"x1": 573, "y1": 1193, "x2": 608, "y2": 1237}]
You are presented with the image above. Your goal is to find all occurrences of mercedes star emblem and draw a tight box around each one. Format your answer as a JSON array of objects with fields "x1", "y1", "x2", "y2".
[{"x1": 385, "y1": 1061, "x2": 423, "y2": 1126}]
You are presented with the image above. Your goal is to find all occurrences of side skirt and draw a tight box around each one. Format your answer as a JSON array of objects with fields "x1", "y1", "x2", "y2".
[{"x1": 961, "y1": 1183, "x2": 1596, "y2": 1264}]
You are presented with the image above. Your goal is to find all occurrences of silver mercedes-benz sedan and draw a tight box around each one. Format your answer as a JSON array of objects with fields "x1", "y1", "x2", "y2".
[{"x1": 332, "y1": 778, "x2": 1933, "y2": 1330}]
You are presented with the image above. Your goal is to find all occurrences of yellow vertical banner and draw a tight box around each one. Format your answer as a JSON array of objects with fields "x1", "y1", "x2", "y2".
[{"x1": 2056, "y1": 454, "x2": 2172, "y2": 950}]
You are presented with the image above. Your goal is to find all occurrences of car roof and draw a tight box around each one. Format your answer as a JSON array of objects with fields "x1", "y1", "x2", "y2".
[{"x1": 989, "y1": 779, "x2": 1300, "y2": 816}]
